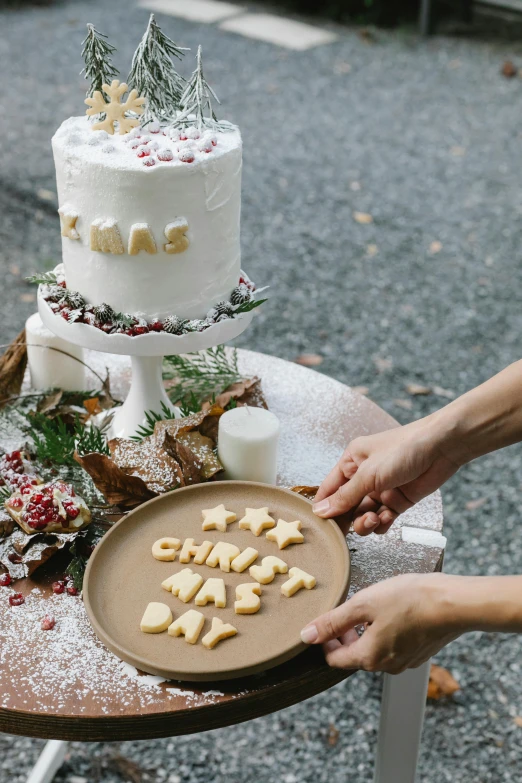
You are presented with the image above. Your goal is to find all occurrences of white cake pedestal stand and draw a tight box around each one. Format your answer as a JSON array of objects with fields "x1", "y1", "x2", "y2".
[{"x1": 38, "y1": 292, "x2": 254, "y2": 439}]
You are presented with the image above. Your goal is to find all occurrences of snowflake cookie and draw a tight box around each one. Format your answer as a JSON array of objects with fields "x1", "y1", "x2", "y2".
[{"x1": 85, "y1": 80, "x2": 146, "y2": 136}]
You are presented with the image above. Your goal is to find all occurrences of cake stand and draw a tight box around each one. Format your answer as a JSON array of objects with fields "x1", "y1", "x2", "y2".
[{"x1": 37, "y1": 289, "x2": 254, "y2": 439}]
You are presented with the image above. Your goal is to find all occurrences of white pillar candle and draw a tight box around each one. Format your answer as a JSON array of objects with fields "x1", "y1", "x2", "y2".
[
  {"x1": 218, "y1": 406, "x2": 280, "y2": 484},
  {"x1": 25, "y1": 312, "x2": 85, "y2": 392}
]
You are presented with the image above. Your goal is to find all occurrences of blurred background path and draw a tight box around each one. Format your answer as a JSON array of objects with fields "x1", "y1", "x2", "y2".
[{"x1": 1, "y1": 0, "x2": 522, "y2": 780}]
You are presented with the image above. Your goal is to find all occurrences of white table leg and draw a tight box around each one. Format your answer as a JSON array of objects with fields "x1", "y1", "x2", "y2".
[
  {"x1": 26, "y1": 740, "x2": 68, "y2": 783},
  {"x1": 373, "y1": 660, "x2": 430, "y2": 783}
]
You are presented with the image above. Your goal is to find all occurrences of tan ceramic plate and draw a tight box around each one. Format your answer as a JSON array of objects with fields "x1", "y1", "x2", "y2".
[{"x1": 83, "y1": 481, "x2": 350, "y2": 682}]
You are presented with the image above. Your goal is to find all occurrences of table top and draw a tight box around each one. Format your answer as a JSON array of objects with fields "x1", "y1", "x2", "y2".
[{"x1": 0, "y1": 349, "x2": 444, "y2": 741}]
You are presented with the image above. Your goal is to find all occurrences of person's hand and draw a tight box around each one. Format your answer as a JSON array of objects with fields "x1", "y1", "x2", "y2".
[
  {"x1": 313, "y1": 417, "x2": 460, "y2": 535},
  {"x1": 300, "y1": 573, "x2": 466, "y2": 674}
]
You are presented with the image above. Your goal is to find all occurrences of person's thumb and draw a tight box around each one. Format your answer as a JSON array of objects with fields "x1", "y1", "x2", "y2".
[
  {"x1": 300, "y1": 596, "x2": 368, "y2": 645},
  {"x1": 313, "y1": 466, "x2": 373, "y2": 518}
]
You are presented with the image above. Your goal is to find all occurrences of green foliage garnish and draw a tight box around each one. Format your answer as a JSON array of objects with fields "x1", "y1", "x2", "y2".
[
  {"x1": 163, "y1": 345, "x2": 242, "y2": 412},
  {"x1": 234, "y1": 298, "x2": 267, "y2": 314},
  {"x1": 66, "y1": 523, "x2": 105, "y2": 589},
  {"x1": 26, "y1": 271, "x2": 58, "y2": 286},
  {"x1": 130, "y1": 402, "x2": 178, "y2": 441},
  {"x1": 23, "y1": 412, "x2": 109, "y2": 467}
]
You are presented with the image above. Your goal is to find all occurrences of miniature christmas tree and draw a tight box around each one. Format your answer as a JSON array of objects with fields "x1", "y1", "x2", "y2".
[
  {"x1": 127, "y1": 14, "x2": 187, "y2": 124},
  {"x1": 176, "y1": 46, "x2": 224, "y2": 131},
  {"x1": 81, "y1": 24, "x2": 119, "y2": 99}
]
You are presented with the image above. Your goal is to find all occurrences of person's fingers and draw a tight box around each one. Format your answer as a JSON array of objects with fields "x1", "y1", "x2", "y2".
[
  {"x1": 378, "y1": 487, "x2": 414, "y2": 515},
  {"x1": 301, "y1": 596, "x2": 368, "y2": 645},
  {"x1": 323, "y1": 637, "x2": 366, "y2": 670},
  {"x1": 373, "y1": 519, "x2": 396, "y2": 535},
  {"x1": 314, "y1": 463, "x2": 347, "y2": 504},
  {"x1": 353, "y1": 511, "x2": 381, "y2": 535},
  {"x1": 314, "y1": 466, "x2": 373, "y2": 518}
]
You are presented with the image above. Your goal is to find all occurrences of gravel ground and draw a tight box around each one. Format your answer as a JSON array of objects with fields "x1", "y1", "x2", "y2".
[{"x1": 1, "y1": 1, "x2": 522, "y2": 780}]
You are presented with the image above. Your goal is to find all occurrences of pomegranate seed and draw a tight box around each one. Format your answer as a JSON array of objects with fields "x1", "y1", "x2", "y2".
[
  {"x1": 179, "y1": 131, "x2": 187, "y2": 140},
  {"x1": 6, "y1": 497, "x2": 23, "y2": 509},
  {"x1": 52, "y1": 581, "x2": 65, "y2": 595},
  {"x1": 41, "y1": 497, "x2": 52, "y2": 509},
  {"x1": 41, "y1": 615, "x2": 56, "y2": 631},
  {"x1": 32, "y1": 493, "x2": 43, "y2": 504},
  {"x1": 0, "y1": 573, "x2": 12, "y2": 586},
  {"x1": 66, "y1": 505, "x2": 80, "y2": 519},
  {"x1": 67, "y1": 585, "x2": 78, "y2": 596},
  {"x1": 9, "y1": 593, "x2": 24, "y2": 607}
]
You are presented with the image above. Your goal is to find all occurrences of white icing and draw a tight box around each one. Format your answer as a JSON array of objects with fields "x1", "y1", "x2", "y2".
[{"x1": 52, "y1": 116, "x2": 243, "y2": 320}]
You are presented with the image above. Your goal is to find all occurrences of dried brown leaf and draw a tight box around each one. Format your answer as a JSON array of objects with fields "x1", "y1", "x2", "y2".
[
  {"x1": 465, "y1": 497, "x2": 487, "y2": 511},
  {"x1": 406, "y1": 383, "x2": 431, "y2": 396},
  {"x1": 501, "y1": 60, "x2": 517, "y2": 78},
  {"x1": 74, "y1": 451, "x2": 157, "y2": 509},
  {"x1": 352, "y1": 386, "x2": 369, "y2": 396},
  {"x1": 394, "y1": 399, "x2": 413, "y2": 411},
  {"x1": 427, "y1": 663, "x2": 460, "y2": 699},
  {"x1": 513, "y1": 716, "x2": 522, "y2": 728},
  {"x1": 353, "y1": 211, "x2": 373, "y2": 224},
  {"x1": 36, "y1": 389, "x2": 64, "y2": 414},
  {"x1": 291, "y1": 486, "x2": 319, "y2": 501},
  {"x1": 327, "y1": 723, "x2": 340, "y2": 746},
  {"x1": 109, "y1": 437, "x2": 183, "y2": 494},
  {"x1": 212, "y1": 376, "x2": 268, "y2": 411},
  {"x1": 84, "y1": 397, "x2": 103, "y2": 416},
  {"x1": 169, "y1": 438, "x2": 206, "y2": 486},
  {"x1": 177, "y1": 431, "x2": 223, "y2": 480},
  {"x1": 295, "y1": 354, "x2": 323, "y2": 367},
  {"x1": 0, "y1": 329, "x2": 27, "y2": 408}
]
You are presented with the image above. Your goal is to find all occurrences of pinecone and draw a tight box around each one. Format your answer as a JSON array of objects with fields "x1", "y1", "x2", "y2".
[
  {"x1": 213, "y1": 301, "x2": 234, "y2": 318},
  {"x1": 43, "y1": 285, "x2": 65, "y2": 302},
  {"x1": 183, "y1": 319, "x2": 202, "y2": 333},
  {"x1": 93, "y1": 303, "x2": 115, "y2": 324},
  {"x1": 230, "y1": 284, "x2": 251, "y2": 306},
  {"x1": 62, "y1": 290, "x2": 86, "y2": 309},
  {"x1": 164, "y1": 315, "x2": 185, "y2": 335}
]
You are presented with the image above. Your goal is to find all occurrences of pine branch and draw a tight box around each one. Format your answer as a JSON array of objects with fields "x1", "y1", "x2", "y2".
[
  {"x1": 234, "y1": 298, "x2": 267, "y2": 314},
  {"x1": 66, "y1": 523, "x2": 105, "y2": 589},
  {"x1": 81, "y1": 24, "x2": 119, "y2": 99},
  {"x1": 26, "y1": 271, "x2": 58, "y2": 286},
  {"x1": 128, "y1": 14, "x2": 188, "y2": 123},
  {"x1": 130, "y1": 402, "x2": 177, "y2": 441},
  {"x1": 162, "y1": 345, "x2": 242, "y2": 411},
  {"x1": 174, "y1": 45, "x2": 224, "y2": 131}
]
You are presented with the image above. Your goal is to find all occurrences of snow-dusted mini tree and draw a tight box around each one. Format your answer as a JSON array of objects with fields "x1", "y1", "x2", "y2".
[
  {"x1": 127, "y1": 14, "x2": 188, "y2": 124},
  {"x1": 81, "y1": 24, "x2": 119, "y2": 99},
  {"x1": 176, "y1": 46, "x2": 224, "y2": 132}
]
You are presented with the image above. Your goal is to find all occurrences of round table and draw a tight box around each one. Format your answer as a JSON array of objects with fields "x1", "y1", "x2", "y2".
[{"x1": 0, "y1": 350, "x2": 444, "y2": 759}]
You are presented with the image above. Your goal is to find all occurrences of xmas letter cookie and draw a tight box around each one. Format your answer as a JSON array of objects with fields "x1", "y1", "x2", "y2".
[
  {"x1": 281, "y1": 567, "x2": 316, "y2": 597},
  {"x1": 230, "y1": 546, "x2": 259, "y2": 573},
  {"x1": 266, "y1": 519, "x2": 304, "y2": 550},
  {"x1": 164, "y1": 218, "x2": 189, "y2": 254},
  {"x1": 152, "y1": 537, "x2": 181, "y2": 561},
  {"x1": 238, "y1": 507, "x2": 275, "y2": 537},
  {"x1": 205, "y1": 541, "x2": 240, "y2": 573},
  {"x1": 179, "y1": 538, "x2": 214, "y2": 565},
  {"x1": 90, "y1": 218, "x2": 124, "y2": 254},
  {"x1": 128, "y1": 223, "x2": 157, "y2": 255},
  {"x1": 202, "y1": 504, "x2": 236, "y2": 533},
  {"x1": 161, "y1": 568, "x2": 203, "y2": 603},
  {"x1": 168, "y1": 609, "x2": 205, "y2": 645},
  {"x1": 235, "y1": 583, "x2": 262, "y2": 615},
  {"x1": 58, "y1": 204, "x2": 80, "y2": 240},
  {"x1": 195, "y1": 578, "x2": 226, "y2": 609},
  {"x1": 202, "y1": 617, "x2": 238, "y2": 650},
  {"x1": 140, "y1": 602, "x2": 173, "y2": 633},
  {"x1": 249, "y1": 556, "x2": 288, "y2": 585}
]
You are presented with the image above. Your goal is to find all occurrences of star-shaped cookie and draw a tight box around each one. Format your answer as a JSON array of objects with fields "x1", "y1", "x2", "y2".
[
  {"x1": 238, "y1": 507, "x2": 275, "y2": 537},
  {"x1": 266, "y1": 518, "x2": 304, "y2": 550},
  {"x1": 202, "y1": 503, "x2": 236, "y2": 533}
]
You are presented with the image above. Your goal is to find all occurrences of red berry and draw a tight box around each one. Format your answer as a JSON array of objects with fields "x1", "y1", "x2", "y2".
[
  {"x1": 52, "y1": 581, "x2": 65, "y2": 595},
  {"x1": 157, "y1": 148, "x2": 174, "y2": 162},
  {"x1": 41, "y1": 615, "x2": 56, "y2": 631},
  {"x1": 32, "y1": 493, "x2": 43, "y2": 504},
  {"x1": 9, "y1": 593, "x2": 24, "y2": 607},
  {"x1": 132, "y1": 325, "x2": 149, "y2": 335},
  {"x1": 60, "y1": 309, "x2": 71, "y2": 321},
  {"x1": 67, "y1": 585, "x2": 78, "y2": 596},
  {"x1": 142, "y1": 157, "x2": 156, "y2": 167},
  {"x1": 58, "y1": 280, "x2": 67, "y2": 288},
  {"x1": 137, "y1": 145, "x2": 151, "y2": 158},
  {"x1": 178, "y1": 149, "x2": 195, "y2": 163},
  {"x1": 0, "y1": 573, "x2": 12, "y2": 586},
  {"x1": 179, "y1": 131, "x2": 187, "y2": 140},
  {"x1": 150, "y1": 320, "x2": 164, "y2": 332}
]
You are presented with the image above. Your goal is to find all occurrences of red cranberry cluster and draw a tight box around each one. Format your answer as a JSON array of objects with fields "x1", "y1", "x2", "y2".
[
  {"x1": 52, "y1": 576, "x2": 78, "y2": 596},
  {"x1": 124, "y1": 124, "x2": 218, "y2": 167}
]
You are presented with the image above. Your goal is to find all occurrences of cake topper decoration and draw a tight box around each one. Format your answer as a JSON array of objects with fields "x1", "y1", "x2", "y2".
[
  {"x1": 85, "y1": 80, "x2": 146, "y2": 135},
  {"x1": 81, "y1": 24, "x2": 119, "y2": 102},
  {"x1": 127, "y1": 14, "x2": 188, "y2": 124},
  {"x1": 174, "y1": 46, "x2": 228, "y2": 132}
]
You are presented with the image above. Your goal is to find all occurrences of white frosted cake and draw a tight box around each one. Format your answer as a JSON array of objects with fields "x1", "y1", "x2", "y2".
[
  {"x1": 41, "y1": 18, "x2": 261, "y2": 337},
  {"x1": 52, "y1": 117, "x2": 242, "y2": 321}
]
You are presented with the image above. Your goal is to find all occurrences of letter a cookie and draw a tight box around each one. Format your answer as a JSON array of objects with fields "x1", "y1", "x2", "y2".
[
  {"x1": 195, "y1": 578, "x2": 226, "y2": 608},
  {"x1": 168, "y1": 609, "x2": 205, "y2": 645}
]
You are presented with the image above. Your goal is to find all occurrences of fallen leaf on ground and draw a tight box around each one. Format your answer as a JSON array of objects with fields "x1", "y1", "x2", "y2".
[
  {"x1": 170, "y1": 430, "x2": 223, "y2": 482},
  {"x1": 366, "y1": 244, "x2": 378, "y2": 257},
  {"x1": 353, "y1": 211, "x2": 373, "y2": 225},
  {"x1": 513, "y1": 716, "x2": 522, "y2": 728},
  {"x1": 450, "y1": 146, "x2": 466, "y2": 157},
  {"x1": 0, "y1": 329, "x2": 27, "y2": 408},
  {"x1": 352, "y1": 386, "x2": 369, "y2": 396},
  {"x1": 373, "y1": 356, "x2": 393, "y2": 373},
  {"x1": 465, "y1": 497, "x2": 487, "y2": 511},
  {"x1": 427, "y1": 663, "x2": 460, "y2": 699},
  {"x1": 432, "y1": 386, "x2": 455, "y2": 399},
  {"x1": 406, "y1": 383, "x2": 431, "y2": 396},
  {"x1": 394, "y1": 399, "x2": 413, "y2": 411},
  {"x1": 501, "y1": 60, "x2": 517, "y2": 78},
  {"x1": 295, "y1": 354, "x2": 323, "y2": 367},
  {"x1": 429, "y1": 241, "x2": 443, "y2": 255},
  {"x1": 327, "y1": 723, "x2": 340, "y2": 746},
  {"x1": 74, "y1": 451, "x2": 158, "y2": 509}
]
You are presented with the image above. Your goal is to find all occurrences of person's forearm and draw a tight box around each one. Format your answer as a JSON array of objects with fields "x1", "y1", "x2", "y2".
[
  {"x1": 434, "y1": 574, "x2": 522, "y2": 634},
  {"x1": 427, "y1": 359, "x2": 522, "y2": 466}
]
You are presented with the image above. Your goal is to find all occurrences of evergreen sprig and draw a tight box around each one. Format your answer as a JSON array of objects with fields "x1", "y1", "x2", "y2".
[
  {"x1": 26, "y1": 271, "x2": 58, "y2": 286},
  {"x1": 174, "y1": 45, "x2": 226, "y2": 131},
  {"x1": 127, "y1": 14, "x2": 188, "y2": 123},
  {"x1": 24, "y1": 412, "x2": 110, "y2": 467},
  {"x1": 162, "y1": 345, "x2": 242, "y2": 411},
  {"x1": 66, "y1": 523, "x2": 105, "y2": 589},
  {"x1": 234, "y1": 298, "x2": 267, "y2": 315},
  {"x1": 130, "y1": 402, "x2": 177, "y2": 441},
  {"x1": 81, "y1": 24, "x2": 119, "y2": 98}
]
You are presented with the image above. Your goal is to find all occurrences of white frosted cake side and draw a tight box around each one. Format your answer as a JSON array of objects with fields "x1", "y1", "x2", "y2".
[{"x1": 52, "y1": 116, "x2": 242, "y2": 320}]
